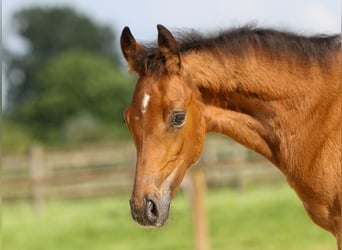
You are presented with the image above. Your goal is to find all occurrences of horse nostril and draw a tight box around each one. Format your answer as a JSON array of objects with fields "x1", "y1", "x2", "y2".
[{"x1": 146, "y1": 198, "x2": 158, "y2": 223}]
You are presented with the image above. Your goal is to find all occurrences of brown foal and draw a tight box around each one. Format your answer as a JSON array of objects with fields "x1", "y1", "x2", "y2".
[{"x1": 120, "y1": 25, "x2": 341, "y2": 248}]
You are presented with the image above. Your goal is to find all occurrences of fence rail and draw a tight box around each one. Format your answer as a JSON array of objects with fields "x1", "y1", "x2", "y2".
[{"x1": 3, "y1": 136, "x2": 285, "y2": 205}]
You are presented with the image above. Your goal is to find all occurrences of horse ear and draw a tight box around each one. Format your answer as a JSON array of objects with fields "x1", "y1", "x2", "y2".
[
  {"x1": 120, "y1": 26, "x2": 143, "y2": 73},
  {"x1": 157, "y1": 24, "x2": 181, "y2": 72}
]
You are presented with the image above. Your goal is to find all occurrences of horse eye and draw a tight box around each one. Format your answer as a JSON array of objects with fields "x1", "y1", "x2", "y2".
[{"x1": 171, "y1": 111, "x2": 186, "y2": 127}]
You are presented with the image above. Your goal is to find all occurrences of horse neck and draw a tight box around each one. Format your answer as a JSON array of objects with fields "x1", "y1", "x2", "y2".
[{"x1": 183, "y1": 49, "x2": 341, "y2": 172}]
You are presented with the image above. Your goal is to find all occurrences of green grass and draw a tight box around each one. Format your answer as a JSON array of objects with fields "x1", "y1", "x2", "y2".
[{"x1": 3, "y1": 185, "x2": 336, "y2": 250}]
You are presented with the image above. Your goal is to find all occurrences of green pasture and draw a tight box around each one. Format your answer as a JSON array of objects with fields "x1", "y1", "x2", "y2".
[{"x1": 3, "y1": 184, "x2": 335, "y2": 250}]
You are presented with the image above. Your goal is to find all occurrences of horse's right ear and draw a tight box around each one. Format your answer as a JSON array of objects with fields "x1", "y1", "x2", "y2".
[{"x1": 120, "y1": 27, "x2": 143, "y2": 73}]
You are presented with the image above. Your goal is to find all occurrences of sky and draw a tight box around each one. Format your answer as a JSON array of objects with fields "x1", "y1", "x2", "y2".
[{"x1": 2, "y1": 0, "x2": 341, "y2": 108}]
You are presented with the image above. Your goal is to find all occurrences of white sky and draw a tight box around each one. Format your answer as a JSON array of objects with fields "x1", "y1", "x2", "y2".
[{"x1": 2, "y1": 0, "x2": 341, "y2": 108}]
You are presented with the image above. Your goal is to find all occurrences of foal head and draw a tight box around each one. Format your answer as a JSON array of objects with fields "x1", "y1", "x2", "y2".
[{"x1": 121, "y1": 25, "x2": 206, "y2": 226}]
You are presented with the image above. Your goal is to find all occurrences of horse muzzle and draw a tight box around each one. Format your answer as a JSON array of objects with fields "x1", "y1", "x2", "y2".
[{"x1": 129, "y1": 193, "x2": 171, "y2": 227}]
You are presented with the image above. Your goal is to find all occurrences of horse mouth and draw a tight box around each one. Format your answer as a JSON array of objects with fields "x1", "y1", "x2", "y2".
[{"x1": 129, "y1": 193, "x2": 171, "y2": 227}]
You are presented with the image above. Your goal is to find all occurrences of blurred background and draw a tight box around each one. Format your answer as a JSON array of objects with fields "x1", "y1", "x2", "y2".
[{"x1": 2, "y1": 1, "x2": 340, "y2": 250}]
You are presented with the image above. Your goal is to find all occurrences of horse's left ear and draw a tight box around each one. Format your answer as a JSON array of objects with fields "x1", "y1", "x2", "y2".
[
  {"x1": 157, "y1": 24, "x2": 181, "y2": 73},
  {"x1": 120, "y1": 26, "x2": 144, "y2": 73}
]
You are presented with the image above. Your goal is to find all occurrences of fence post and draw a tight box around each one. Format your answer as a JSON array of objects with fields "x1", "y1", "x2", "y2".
[
  {"x1": 30, "y1": 145, "x2": 45, "y2": 212},
  {"x1": 189, "y1": 168, "x2": 211, "y2": 250}
]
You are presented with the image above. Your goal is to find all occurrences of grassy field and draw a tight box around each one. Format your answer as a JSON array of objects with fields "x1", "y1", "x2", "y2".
[{"x1": 3, "y1": 184, "x2": 335, "y2": 250}]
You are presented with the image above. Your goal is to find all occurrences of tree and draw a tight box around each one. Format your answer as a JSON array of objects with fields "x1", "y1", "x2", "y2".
[
  {"x1": 5, "y1": 6, "x2": 119, "y2": 112},
  {"x1": 19, "y1": 50, "x2": 133, "y2": 142},
  {"x1": 3, "y1": 6, "x2": 135, "y2": 144}
]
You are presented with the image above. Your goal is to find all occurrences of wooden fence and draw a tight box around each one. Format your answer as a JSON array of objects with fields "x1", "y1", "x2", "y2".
[
  {"x1": 3, "y1": 142, "x2": 136, "y2": 204},
  {"x1": 3, "y1": 135, "x2": 284, "y2": 204}
]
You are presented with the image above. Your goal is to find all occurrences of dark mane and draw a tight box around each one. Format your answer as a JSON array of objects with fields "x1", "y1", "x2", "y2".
[{"x1": 137, "y1": 25, "x2": 340, "y2": 74}]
